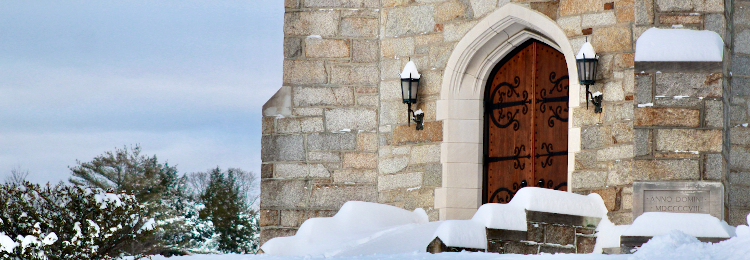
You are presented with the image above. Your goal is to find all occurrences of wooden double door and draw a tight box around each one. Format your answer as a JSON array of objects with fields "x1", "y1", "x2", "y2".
[{"x1": 483, "y1": 40, "x2": 569, "y2": 204}]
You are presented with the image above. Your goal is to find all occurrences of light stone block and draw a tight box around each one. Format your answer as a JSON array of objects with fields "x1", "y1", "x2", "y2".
[
  {"x1": 434, "y1": 187, "x2": 481, "y2": 209},
  {"x1": 655, "y1": 129, "x2": 722, "y2": 152},
  {"x1": 331, "y1": 65, "x2": 379, "y2": 85},
  {"x1": 384, "y1": 5, "x2": 436, "y2": 37},
  {"x1": 304, "y1": 0, "x2": 379, "y2": 8},
  {"x1": 557, "y1": 16, "x2": 582, "y2": 37},
  {"x1": 441, "y1": 142, "x2": 482, "y2": 164},
  {"x1": 596, "y1": 144, "x2": 635, "y2": 161},
  {"x1": 435, "y1": 1, "x2": 466, "y2": 22},
  {"x1": 435, "y1": 99, "x2": 482, "y2": 120},
  {"x1": 304, "y1": 38, "x2": 350, "y2": 58},
  {"x1": 353, "y1": 39, "x2": 378, "y2": 63},
  {"x1": 342, "y1": 152, "x2": 377, "y2": 169},
  {"x1": 470, "y1": 0, "x2": 497, "y2": 18},
  {"x1": 560, "y1": 0, "x2": 603, "y2": 16},
  {"x1": 411, "y1": 144, "x2": 441, "y2": 164},
  {"x1": 340, "y1": 18, "x2": 379, "y2": 38},
  {"x1": 380, "y1": 101, "x2": 408, "y2": 125},
  {"x1": 274, "y1": 163, "x2": 310, "y2": 178},
  {"x1": 378, "y1": 156, "x2": 409, "y2": 174},
  {"x1": 443, "y1": 119, "x2": 481, "y2": 143},
  {"x1": 571, "y1": 170, "x2": 607, "y2": 189},
  {"x1": 333, "y1": 169, "x2": 377, "y2": 183},
  {"x1": 309, "y1": 184, "x2": 377, "y2": 208},
  {"x1": 283, "y1": 60, "x2": 328, "y2": 85},
  {"x1": 635, "y1": 0, "x2": 654, "y2": 25},
  {"x1": 380, "y1": 80, "x2": 402, "y2": 101},
  {"x1": 593, "y1": 26, "x2": 632, "y2": 53},
  {"x1": 325, "y1": 108, "x2": 377, "y2": 131},
  {"x1": 603, "y1": 80, "x2": 624, "y2": 101},
  {"x1": 284, "y1": 11, "x2": 340, "y2": 37},
  {"x1": 581, "y1": 11, "x2": 616, "y2": 28},
  {"x1": 442, "y1": 163, "x2": 482, "y2": 188},
  {"x1": 444, "y1": 20, "x2": 480, "y2": 42},
  {"x1": 381, "y1": 37, "x2": 415, "y2": 58},
  {"x1": 439, "y1": 208, "x2": 478, "y2": 220},
  {"x1": 378, "y1": 172, "x2": 423, "y2": 191}
]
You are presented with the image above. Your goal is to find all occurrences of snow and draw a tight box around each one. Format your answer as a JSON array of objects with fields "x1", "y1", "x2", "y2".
[
  {"x1": 576, "y1": 42, "x2": 596, "y2": 59},
  {"x1": 0, "y1": 233, "x2": 16, "y2": 253},
  {"x1": 400, "y1": 61, "x2": 421, "y2": 79},
  {"x1": 591, "y1": 91, "x2": 602, "y2": 97},
  {"x1": 42, "y1": 232, "x2": 58, "y2": 245},
  {"x1": 592, "y1": 217, "x2": 629, "y2": 253},
  {"x1": 634, "y1": 28, "x2": 723, "y2": 62},
  {"x1": 622, "y1": 212, "x2": 734, "y2": 238},
  {"x1": 471, "y1": 203, "x2": 527, "y2": 231},
  {"x1": 630, "y1": 229, "x2": 750, "y2": 260},
  {"x1": 94, "y1": 192, "x2": 123, "y2": 209},
  {"x1": 21, "y1": 235, "x2": 39, "y2": 249},
  {"x1": 508, "y1": 187, "x2": 607, "y2": 218},
  {"x1": 413, "y1": 109, "x2": 423, "y2": 115},
  {"x1": 637, "y1": 103, "x2": 653, "y2": 107},
  {"x1": 141, "y1": 218, "x2": 156, "y2": 231},
  {"x1": 307, "y1": 35, "x2": 322, "y2": 39},
  {"x1": 433, "y1": 220, "x2": 486, "y2": 249},
  {"x1": 261, "y1": 201, "x2": 430, "y2": 256}
]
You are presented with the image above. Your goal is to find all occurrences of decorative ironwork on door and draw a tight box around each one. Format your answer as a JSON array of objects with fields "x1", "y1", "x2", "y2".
[{"x1": 483, "y1": 40, "x2": 569, "y2": 204}]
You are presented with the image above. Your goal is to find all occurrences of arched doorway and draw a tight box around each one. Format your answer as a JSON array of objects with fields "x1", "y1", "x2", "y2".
[
  {"x1": 435, "y1": 3, "x2": 581, "y2": 220},
  {"x1": 483, "y1": 40, "x2": 569, "y2": 204}
]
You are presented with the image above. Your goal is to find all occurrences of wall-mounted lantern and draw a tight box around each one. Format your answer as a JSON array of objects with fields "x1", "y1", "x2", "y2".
[
  {"x1": 400, "y1": 60, "x2": 424, "y2": 130},
  {"x1": 576, "y1": 41, "x2": 602, "y2": 113}
]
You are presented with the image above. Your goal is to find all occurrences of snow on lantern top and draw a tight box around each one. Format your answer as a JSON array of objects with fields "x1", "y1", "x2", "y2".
[
  {"x1": 400, "y1": 61, "x2": 421, "y2": 79},
  {"x1": 576, "y1": 42, "x2": 596, "y2": 59},
  {"x1": 635, "y1": 28, "x2": 723, "y2": 62}
]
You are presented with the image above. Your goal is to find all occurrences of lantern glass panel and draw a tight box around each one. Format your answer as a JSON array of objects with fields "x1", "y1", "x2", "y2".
[
  {"x1": 576, "y1": 58, "x2": 597, "y2": 85},
  {"x1": 401, "y1": 78, "x2": 419, "y2": 103}
]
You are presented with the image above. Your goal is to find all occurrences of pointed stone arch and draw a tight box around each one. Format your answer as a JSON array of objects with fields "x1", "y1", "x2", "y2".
[{"x1": 435, "y1": 3, "x2": 582, "y2": 220}]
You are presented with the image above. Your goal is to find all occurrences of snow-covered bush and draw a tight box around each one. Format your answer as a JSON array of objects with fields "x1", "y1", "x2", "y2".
[{"x1": 0, "y1": 182, "x2": 152, "y2": 259}]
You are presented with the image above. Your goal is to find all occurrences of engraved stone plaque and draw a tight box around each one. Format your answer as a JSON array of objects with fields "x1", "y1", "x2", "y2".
[{"x1": 633, "y1": 181, "x2": 724, "y2": 220}]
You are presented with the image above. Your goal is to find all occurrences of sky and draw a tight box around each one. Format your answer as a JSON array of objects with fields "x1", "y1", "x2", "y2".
[{"x1": 0, "y1": 1, "x2": 283, "y2": 185}]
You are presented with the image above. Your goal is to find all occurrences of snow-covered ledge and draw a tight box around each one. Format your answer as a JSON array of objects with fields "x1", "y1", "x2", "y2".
[
  {"x1": 634, "y1": 28, "x2": 724, "y2": 72},
  {"x1": 635, "y1": 28, "x2": 723, "y2": 62}
]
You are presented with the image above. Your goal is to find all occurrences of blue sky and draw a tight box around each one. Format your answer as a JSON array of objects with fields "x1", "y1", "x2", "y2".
[{"x1": 0, "y1": 1, "x2": 283, "y2": 184}]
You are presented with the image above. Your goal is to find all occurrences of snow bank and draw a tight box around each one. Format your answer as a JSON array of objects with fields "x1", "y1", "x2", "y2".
[
  {"x1": 471, "y1": 203, "x2": 526, "y2": 231},
  {"x1": 508, "y1": 187, "x2": 607, "y2": 218},
  {"x1": 592, "y1": 217, "x2": 629, "y2": 254},
  {"x1": 622, "y1": 212, "x2": 734, "y2": 238},
  {"x1": 261, "y1": 201, "x2": 431, "y2": 256},
  {"x1": 632, "y1": 228, "x2": 750, "y2": 260},
  {"x1": 433, "y1": 220, "x2": 486, "y2": 249},
  {"x1": 634, "y1": 28, "x2": 723, "y2": 62}
]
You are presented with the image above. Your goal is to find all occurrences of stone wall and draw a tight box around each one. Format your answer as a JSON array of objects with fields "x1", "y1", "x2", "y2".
[
  {"x1": 728, "y1": 0, "x2": 750, "y2": 225},
  {"x1": 564, "y1": 0, "x2": 637, "y2": 225},
  {"x1": 570, "y1": 0, "x2": 729, "y2": 225},
  {"x1": 261, "y1": 0, "x2": 743, "y2": 244},
  {"x1": 259, "y1": 0, "x2": 381, "y2": 245}
]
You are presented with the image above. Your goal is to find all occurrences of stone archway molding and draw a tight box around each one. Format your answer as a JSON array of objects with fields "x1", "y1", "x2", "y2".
[{"x1": 435, "y1": 3, "x2": 582, "y2": 220}]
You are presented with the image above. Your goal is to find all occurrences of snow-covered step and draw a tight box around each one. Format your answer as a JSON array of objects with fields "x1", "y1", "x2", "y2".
[{"x1": 620, "y1": 212, "x2": 735, "y2": 252}]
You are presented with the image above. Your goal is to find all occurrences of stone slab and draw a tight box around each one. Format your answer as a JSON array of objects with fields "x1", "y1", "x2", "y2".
[{"x1": 632, "y1": 181, "x2": 724, "y2": 220}]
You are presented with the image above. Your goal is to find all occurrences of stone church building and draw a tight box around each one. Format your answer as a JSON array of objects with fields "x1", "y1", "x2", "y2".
[{"x1": 260, "y1": 0, "x2": 750, "y2": 245}]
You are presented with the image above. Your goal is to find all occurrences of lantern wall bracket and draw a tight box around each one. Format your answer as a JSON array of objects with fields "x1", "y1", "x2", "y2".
[
  {"x1": 585, "y1": 85, "x2": 603, "y2": 113},
  {"x1": 407, "y1": 103, "x2": 424, "y2": 130}
]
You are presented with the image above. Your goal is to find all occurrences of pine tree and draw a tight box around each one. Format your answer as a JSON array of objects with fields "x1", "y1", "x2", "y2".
[
  {"x1": 199, "y1": 168, "x2": 258, "y2": 253},
  {"x1": 68, "y1": 145, "x2": 195, "y2": 255}
]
